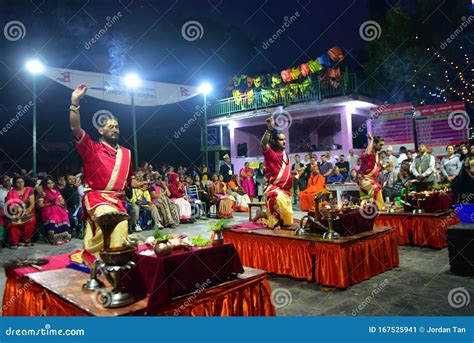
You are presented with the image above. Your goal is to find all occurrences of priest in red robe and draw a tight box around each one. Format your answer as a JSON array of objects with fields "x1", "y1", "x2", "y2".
[
  {"x1": 359, "y1": 133, "x2": 385, "y2": 210},
  {"x1": 252, "y1": 116, "x2": 294, "y2": 228},
  {"x1": 70, "y1": 84, "x2": 145, "y2": 253}
]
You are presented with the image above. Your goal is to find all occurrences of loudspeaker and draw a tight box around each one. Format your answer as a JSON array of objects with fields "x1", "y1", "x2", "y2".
[{"x1": 237, "y1": 143, "x2": 247, "y2": 157}]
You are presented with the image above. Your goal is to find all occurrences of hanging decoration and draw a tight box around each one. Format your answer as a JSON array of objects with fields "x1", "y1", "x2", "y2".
[
  {"x1": 281, "y1": 69, "x2": 292, "y2": 83},
  {"x1": 227, "y1": 45, "x2": 345, "y2": 106},
  {"x1": 300, "y1": 63, "x2": 311, "y2": 77},
  {"x1": 328, "y1": 45, "x2": 344, "y2": 63}
]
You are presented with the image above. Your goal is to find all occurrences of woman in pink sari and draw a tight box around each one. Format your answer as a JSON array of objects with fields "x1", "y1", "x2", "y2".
[
  {"x1": 239, "y1": 162, "x2": 255, "y2": 201},
  {"x1": 37, "y1": 177, "x2": 71, "y2": 245},
  {"x1": 5, "y1": 176, "x2": 36, "y2": 249}
]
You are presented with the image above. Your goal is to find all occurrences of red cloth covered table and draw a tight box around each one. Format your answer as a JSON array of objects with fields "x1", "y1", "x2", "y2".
[
  {"x1": 2, "y1": 252, "x2": 76, "y2": 316},
  {"x1": 2, "y1": 245, "x2": 261, "y2": 316},
  {"x1": 224, "y1": 226, "x2": 399, "y2": 288},
  {"x1": 411, "y1": 213, "x2": 459, "y2": 248},
  {"x1": 375, "y1": 214, "x2": 412, "y2": 245},
  {"x1": 3, "y1": 267, "x2": 274, "y2": 316},
  {"x1": 403, "y1": 192, "x2": 453, "y2": 213},
  {"x1": 123, "y1": 243, "x2": 244, "y2": 314},
  {"x1": 313, "y1": 211, "x2": 375, "y2": 236},
  {"x1": 375, "y1": 211, "x2": 459, "y2": 248}
]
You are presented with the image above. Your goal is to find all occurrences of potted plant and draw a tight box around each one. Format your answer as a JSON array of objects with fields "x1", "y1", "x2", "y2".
[{"x1": 209, "y1": 219, "x2": 229, "y2": 246}]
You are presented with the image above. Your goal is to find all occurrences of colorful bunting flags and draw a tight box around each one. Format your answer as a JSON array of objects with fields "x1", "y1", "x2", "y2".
[{"x1": 227, "y1": 45, "x2": 345, "y2": 106}]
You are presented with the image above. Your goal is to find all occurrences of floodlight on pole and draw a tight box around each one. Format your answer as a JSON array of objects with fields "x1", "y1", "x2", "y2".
[
  {"x1": 123, "y1": 73, "x2": 141, "y2": 170},
  {"x1": 198, "y1": 82, "x2": 212, "y2": 95},
  {"x1": 198, "y1": 82, "x2": 212, "y2": 168},
  {"x1": 25, "y1": 59, "x2": 44, "y2": 176},
  {"x1": 124, "y1": 73, "x2": 141, "y2": 89},
  {"x1": 26, "y1": 59, "x2": 44, "y2": 74}
]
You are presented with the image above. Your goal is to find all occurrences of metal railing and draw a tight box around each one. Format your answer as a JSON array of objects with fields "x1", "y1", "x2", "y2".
[{"x1": 208, "y1": 73, "x2": 369, "y2": 118}]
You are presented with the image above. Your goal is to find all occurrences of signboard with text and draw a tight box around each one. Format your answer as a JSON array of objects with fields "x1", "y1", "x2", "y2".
[
  {"x1": 370, "y1": 102, "x2": 415, "y2": 151},
  {"x1": 415, "y1": 101, "x2": 468, "y2": 155}
]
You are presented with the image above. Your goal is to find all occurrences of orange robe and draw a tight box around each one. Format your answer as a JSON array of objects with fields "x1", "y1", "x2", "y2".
[{"x1": 299, "y1": 174, "x2": 326, "y2": 211}]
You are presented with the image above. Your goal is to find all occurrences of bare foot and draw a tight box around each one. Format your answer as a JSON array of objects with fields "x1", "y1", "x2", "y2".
[{"x1": 251, "y1": 209, "x2": 267, "y2": 223}]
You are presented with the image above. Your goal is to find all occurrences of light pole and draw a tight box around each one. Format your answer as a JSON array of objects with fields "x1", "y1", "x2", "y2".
[
  {"x1": 25, "y1": 60, "x2": 44, "y2": 176},
  {"x1": 198, "y1": 82, "x2": 212, "y2": 168},
  {"x1": 124, "y1": 73, "x2": 141, "y2": 171}
]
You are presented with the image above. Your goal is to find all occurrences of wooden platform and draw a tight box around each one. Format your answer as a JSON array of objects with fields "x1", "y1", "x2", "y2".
[
  {"x1": 375, "y1": 210, "x2": 459, "y2": 248},
  {"x1": 223, "y1": 226, "x2": 399, "y2": 288},
  {"x1": 3, "y1": 267, "x2": 275, "y2": 316}
]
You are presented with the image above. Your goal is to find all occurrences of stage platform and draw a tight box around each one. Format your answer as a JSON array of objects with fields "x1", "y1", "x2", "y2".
[
  {"x1": 2, "y1": 243, "x2": 276, "y2": 316},
  {"x1": 223, "y1": 224, "x2": 399, "y2": 288},
  {"x1": 375, "y1": 211, "x2": 459, "y2": 248}
]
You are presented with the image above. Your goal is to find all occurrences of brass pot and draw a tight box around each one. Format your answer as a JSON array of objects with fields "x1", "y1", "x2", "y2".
[
  {"x1": 154, "y1": 240, "x2": 173, "y2": 257},
  {"x1": 211, "y1": 230, "x2": 224, "y2": 246},
  {"x1": 99, "y1": 246, "x2": 137, "y2": 266}
]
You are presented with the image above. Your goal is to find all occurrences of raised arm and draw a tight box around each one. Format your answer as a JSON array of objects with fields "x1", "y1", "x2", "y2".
[
  {"x1": 70, "y1": 84, "x2": 88, "y2": 140},
  {"x1": 261, "y1": 116, "x2": 275, "y2": 152},
  {"x1": 366, "y1": 132, "x2": 374, "y2": 155}
]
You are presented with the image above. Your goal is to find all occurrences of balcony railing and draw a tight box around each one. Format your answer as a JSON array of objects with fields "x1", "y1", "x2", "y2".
[{"x1": 208, "y1": 73, "x2": 369, "y2": 118}]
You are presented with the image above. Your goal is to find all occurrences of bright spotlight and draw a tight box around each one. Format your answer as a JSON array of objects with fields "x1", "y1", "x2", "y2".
[
  {"x1": 26, "y1": 60, "x2": 44, "y2": 74},
  {"x1": 124, "y1": 73, "x2": 141, "y2": 89},
  {"x1": 198, "y1": 82, "x2": 212, "y2": 95}
]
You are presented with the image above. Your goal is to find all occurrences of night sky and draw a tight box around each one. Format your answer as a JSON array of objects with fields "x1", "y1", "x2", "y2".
[{"x1": 0, "y1": 0, "x2": 469, "y2": 175}]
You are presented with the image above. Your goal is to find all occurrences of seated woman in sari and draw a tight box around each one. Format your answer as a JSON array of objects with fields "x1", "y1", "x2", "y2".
[
  {"x1": 299, "y1": 165, "x2": 326, "y2": 211},
  {"x1": 149, "y1": 176, "x2": 180, "y2": 228},
  {"x1": 208, "y1": 174, "x2": 234, "y2": 218},
  {"x1": 168, "y1": 172, "x2": 193, "y2": 223},
  {"x1": 5, "y1": 176, "x2": 36, "y2": 248},
  {"x1": 227, "y1": 175, "x2": 251, "y2": 212},
  {"x1": 37, "y1": 177, "x2": 71, "y2": 245},
  {"x1": 239, "y1": 162, "x2": 255, "y2": 201}
]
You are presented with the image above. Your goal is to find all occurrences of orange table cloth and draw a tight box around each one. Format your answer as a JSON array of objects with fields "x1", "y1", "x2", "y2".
[
  {"x1": 2, "y1": 269, "x2": 275, "y2": 317},
  {"x1": 224, "y1": 228, "x2": 399, "y2": 288},
  {"x1": 411, "y1": 214, "x2": 459, "y2": 249},
  {"x1": 375, "y1": 215, "x2": 412, "y2": 245},
  {"x1": 223, "y1": 231, "x2": 313, "y2": 281},
  {"x1": 310, "y1": 229, "x2": 398, "y2": 288},
  {"x1": 375, "y1": 212, "x2": 460, "y2": 248}
]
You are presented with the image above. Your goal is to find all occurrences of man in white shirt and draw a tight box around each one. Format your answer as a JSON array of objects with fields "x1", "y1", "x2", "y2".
[
  {"x1": 348, "y1": 149, "x2": 359, "y2": 170},
  {"x1": 324, "y1": 150, "x2": 339, "y2": 165},
  {"x1": 397, "y1": 146, "x2": 408, "y2": 165},
  {"x1": 411, "y1": 143, "x2": 436, "y2": 191},
  {"x1": 383, "y1": 146, "x2": 399, "y2": 170}
]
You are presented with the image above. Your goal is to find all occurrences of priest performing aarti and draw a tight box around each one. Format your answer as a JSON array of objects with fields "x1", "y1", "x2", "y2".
[
  {"x1": 69, "y1": 84, "x2": 145, "y2": 254},
  {"x1": 252, "y1": 116, "x2": 295, "y2": 229},
  {"x1": 359, "y1": 132, "x2": 385, "y2": 210}
]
